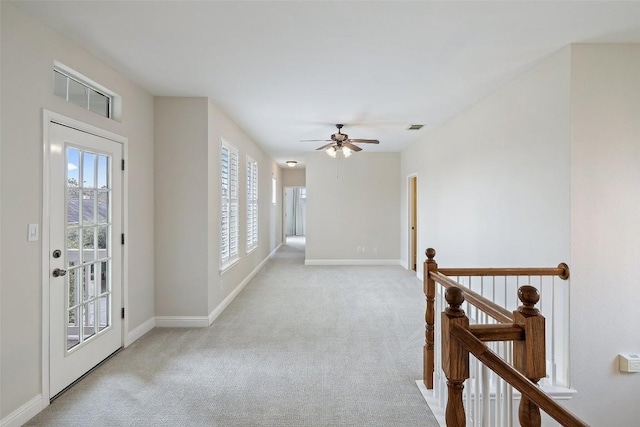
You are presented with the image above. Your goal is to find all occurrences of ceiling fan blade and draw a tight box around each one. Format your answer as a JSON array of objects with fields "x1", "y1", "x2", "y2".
[
  {"x1": 348, "y1": 138, "x2": 380, "y2": 144},
  {"x1": 316, "y1": 143, "x2": 335, "y2": 151},
  {"x1": 343, "y1": 142, "x2": 362, "y2": 152},
  {"x1": 301, "y1": 139, "x2": 332, "y2": 142}
]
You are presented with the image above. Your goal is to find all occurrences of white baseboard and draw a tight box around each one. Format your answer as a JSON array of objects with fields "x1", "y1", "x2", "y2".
[
  {"x1": 208, "y1": 244, "x2": 280, "y2": 325},
  {"x1": 1, "y1": 395, "x2": 43, "y2": 427},
  {"x1": 270, "y1": 243, "x2": 283, "y2": 258},
  {"x1": 415, "y1": 381, "x2": 445, "y2": 427},
  {"x1": 416, "y1": 379, "x2": 577, "y2": 427},
  {"x1": 304, "y1": 259, "x2": 401, "y2": 266},
  {"x1": 154, "y1": 316, "x2": 209, "y2": 328},
  {"x1": 124, "y1": 316, "x2": 155, "y2": 346},
  {"x1": 156, "y1": 244, "x2": 283, "y2": 329},
  {"x1": 537, "y1": 384, "x2": 578, "y2": 400}
]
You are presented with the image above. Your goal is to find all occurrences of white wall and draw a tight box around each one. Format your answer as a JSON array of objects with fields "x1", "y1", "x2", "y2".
[
  {"x1": 154, "y1": 97, "x2": 209, "y2": 317},
  {"x1": 0, "y1": 1, "x2": 3, "y2": 420},
  {"x1": 0, "y1": 1, "x2": 2, "y2": 420},
  {"x1": 270, "y1": 164, "x2": 283, "y2": 255},
  {"x1": 401, "y1": 47, "x2": 571, "y2": 271},
  {"x1": 306, "y1": 152, "x2": 400, "y2": 263},
  {"x1": 1, "y1": 2, "x2": 155, "y2": 419},
  {"x1": 282, "y1": 168, "x2": 305, "y2": 187},
  {"x1": 567, "y1": 44, "x2": 640, "y2": 425}
]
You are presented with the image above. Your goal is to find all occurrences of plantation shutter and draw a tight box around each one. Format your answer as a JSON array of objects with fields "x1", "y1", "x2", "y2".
[
  {"x1": 220, "y1": 140, "x2": 239, "y2": 269},
  {"x1": 246, "y1": 157, "x2": 258, "y2": 252}
]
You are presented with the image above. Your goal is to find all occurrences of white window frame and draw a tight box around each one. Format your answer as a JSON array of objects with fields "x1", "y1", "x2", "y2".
[
  {"x1": 53, "y1": 62, "x2": 117, "y2": 119},
  {"x1": 220, "y1": 138, "x2": 239, "y2": 272},
  {"x1": 246, "y1": 156, "x2": 258, "y2": 253}
]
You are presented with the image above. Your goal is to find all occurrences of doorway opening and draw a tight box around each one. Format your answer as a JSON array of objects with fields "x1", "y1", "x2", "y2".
[{"x1": 284, "y1": 186, "x2": 306, "y2": 248}]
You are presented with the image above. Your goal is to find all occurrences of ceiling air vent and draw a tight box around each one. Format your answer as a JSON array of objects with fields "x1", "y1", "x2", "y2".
[{"x1": 407, "y1": 124, "x2": 424, "y2": 130}]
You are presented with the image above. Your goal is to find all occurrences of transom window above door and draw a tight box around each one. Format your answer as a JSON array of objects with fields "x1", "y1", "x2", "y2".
[{"x1": 53, "y1": 62, "x2": 120, "y2": 120}]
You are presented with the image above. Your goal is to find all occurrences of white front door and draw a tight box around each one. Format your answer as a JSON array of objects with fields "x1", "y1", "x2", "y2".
[{"x1": 48, "y1": 122, "x2": 123, "y2": 397}]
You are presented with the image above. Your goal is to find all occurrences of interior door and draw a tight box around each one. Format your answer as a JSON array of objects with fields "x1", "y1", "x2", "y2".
[
  {"x1": 48, "y1": 122, "x2": 123, "y2": 397},
  {"x1": 410, "y1": 176, "x2": 418, "y2": 271}
]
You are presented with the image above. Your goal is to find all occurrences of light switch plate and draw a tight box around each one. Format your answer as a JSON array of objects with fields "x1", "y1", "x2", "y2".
[{"x1": 28, "y1": 224, "x2": 39, "y2": 241}]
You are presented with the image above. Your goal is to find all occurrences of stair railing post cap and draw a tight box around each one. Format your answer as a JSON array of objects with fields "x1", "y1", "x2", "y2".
[
  {"x1": 426, "y1": 248, "x2": 436, "y2": 260},
  {"x1": 444, "y1": 287, "x2": 465, "y2": 317},
  {"x1": 518, "y1": 285, "x2": 540, "y2": 316}
]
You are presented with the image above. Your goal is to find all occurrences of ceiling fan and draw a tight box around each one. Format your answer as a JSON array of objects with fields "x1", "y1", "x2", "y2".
[{"x1": 301, "y1": 124, "x2": 379, "y2": 157}]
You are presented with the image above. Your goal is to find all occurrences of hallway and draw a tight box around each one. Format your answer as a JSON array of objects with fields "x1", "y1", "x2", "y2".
[{"x1": 28, "y1": 242, "x2": 436, "y2": 426}]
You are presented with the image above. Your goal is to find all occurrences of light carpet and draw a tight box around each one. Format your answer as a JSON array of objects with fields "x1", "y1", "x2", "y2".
[{"x1": 27, "y1": 238, "x2": 437, "y2": 426}]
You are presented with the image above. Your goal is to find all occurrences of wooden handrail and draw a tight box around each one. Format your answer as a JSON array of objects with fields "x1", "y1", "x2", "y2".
[
  {"x1": 422, "y1": 248, "x2": 570, "y2": 391},
  {"x1": 450, "y1": 324, "x2": 588, "y2": 426},
  {"x1": 469, "y1": 324, "x2": 525, "y2": 342},
  {"x1": 439, "y1": 263, "x2": 570, "y2": 280},
  {"x1": 426, "y1": 248, "x2": 585, "y2": 426},
  {"x1": 430, "y1": 271, "x2": 514, "y2": 323}
]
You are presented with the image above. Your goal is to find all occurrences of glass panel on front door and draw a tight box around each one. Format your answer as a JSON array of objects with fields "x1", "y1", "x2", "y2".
[{"x1": 66, "y1": 147, "x2": 112, "y2": 351}]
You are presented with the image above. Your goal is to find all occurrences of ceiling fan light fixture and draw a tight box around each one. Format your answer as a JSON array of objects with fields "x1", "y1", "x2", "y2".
[
  {"x1": 325, "y1": 146, "x2": 337, "y2": 158},
  {"x1": 286, "y1": 160, "x2": 297, "y2": 167},
  {"x1": 308, "y1": 124, "x2": 379, "y2": 158}
]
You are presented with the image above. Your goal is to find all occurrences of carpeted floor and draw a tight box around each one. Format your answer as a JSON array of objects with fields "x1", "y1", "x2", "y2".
[{"x1": 27, "y1": 237, "x2": 437, "y2": 426}]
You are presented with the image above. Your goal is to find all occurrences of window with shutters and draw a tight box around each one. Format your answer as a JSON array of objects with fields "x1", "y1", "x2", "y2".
[
  {"x1": 246, "y1": 156, "x2": 258, "y2": 253},
  {"x1": 220, "y1": 139, "x2": 239, "y2": 271}
]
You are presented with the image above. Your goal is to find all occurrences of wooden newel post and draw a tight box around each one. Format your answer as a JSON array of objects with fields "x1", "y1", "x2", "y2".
[
  {"x1": 513, "y1": 285, "x2": 546, "y2": 427},
  {"x1": 424, "y1": 248, "x2": 438, "y2": 389},
  {"x1": 442, "y1": 286, "x2": 469, "y2": 427}
]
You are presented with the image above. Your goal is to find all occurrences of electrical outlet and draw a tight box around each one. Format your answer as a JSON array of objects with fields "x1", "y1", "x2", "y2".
[{"x1": 620, "y1": 353, "x2": 640, "y2": 372}]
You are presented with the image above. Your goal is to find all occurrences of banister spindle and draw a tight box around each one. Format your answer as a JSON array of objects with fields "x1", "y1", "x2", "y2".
[
  {"x1": 442, "y1": 286, "x2": 469, "y2": 427},
  {"x1": 514, "y1": 285, "x2": 546, "y2": 427},
  {"x1": 424, "y1": 248, "x2": 438, "y2": 389}
]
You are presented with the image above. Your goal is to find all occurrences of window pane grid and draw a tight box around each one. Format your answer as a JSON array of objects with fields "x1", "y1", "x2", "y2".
[
  {"x1": 54, "y1": 69, "x2": 111, "y2": 118},
  {"x1": 66, "y1": 147, "x2": 113, "y2": 351}
]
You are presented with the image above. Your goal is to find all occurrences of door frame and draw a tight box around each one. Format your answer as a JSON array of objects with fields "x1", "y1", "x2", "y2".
[
  {"x1": 407, "y1": 174, "x2": 418, "y2": 275},
  {"x1": 41, "y1": 109, "x2": 129, "y2": 404}
]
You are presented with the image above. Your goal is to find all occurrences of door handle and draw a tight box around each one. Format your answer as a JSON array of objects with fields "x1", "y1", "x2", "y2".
[{"x1": 52, "y1": 268, "x2": 67, "y2": 278}]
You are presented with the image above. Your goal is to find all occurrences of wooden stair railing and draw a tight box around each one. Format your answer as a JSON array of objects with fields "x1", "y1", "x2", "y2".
[
  {"x1": 423, "y1": 247, "x2": 570, "y2": 389},
  {"x1": 441, "y1": 286, "x2": 588, "y2": 427}
]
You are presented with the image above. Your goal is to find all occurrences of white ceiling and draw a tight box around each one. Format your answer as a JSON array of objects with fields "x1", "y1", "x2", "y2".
[{"x1": 12, "y1": 1, "x2": 640, "y2": 168}]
